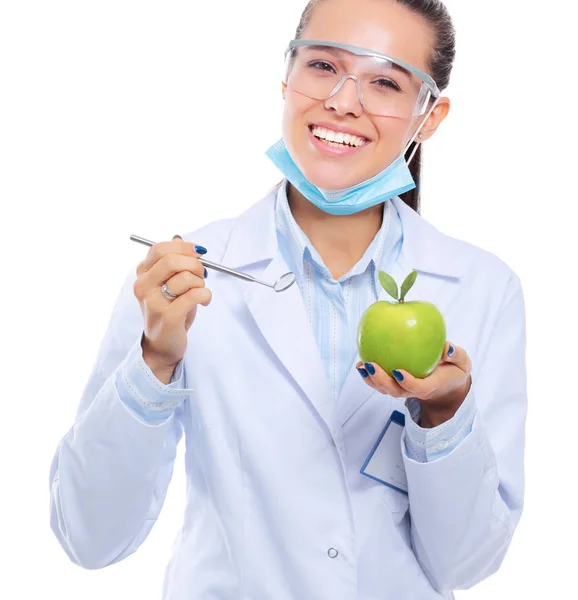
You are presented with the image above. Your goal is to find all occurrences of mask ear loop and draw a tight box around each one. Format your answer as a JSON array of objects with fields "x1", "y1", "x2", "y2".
[{"x1": 404, "y1": 93, "x2": 441, "y2": 166}]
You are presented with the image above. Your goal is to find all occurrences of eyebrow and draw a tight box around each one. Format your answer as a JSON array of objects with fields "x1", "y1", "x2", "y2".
[{"x1": 304, "y1": 44, "x2": 413, "y2": 77}]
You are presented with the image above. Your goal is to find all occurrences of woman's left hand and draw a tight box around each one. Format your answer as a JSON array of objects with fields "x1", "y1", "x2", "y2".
[{"x1": 356, "y1": 342, "x2": 473, "y2": 428}]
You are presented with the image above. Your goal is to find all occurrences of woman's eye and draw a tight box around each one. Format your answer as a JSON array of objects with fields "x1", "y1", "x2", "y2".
[
  {"x1": 374, "y1": 78, "x2": 401, "y2": 92},
  {"x1": 309, "y1": 61, "x2": 336, "y2": 73}
]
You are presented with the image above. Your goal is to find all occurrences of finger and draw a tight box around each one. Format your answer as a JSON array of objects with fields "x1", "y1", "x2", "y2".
[
  {"x1": 356, "y1": 361, "x2": 410, "y2": 398},
  {"x1": 168, "y1": 286, "x2": 213, "y2": 317},
  {"x1": 159, "y1": 269, "x2": 206, "y2": 301},
  {"x1": 169, "y1": 233, "x2": 203, "y2": 281},
  {"x1": 134, "y1": 254, "x2": 205, "y2": 303},
  {"x1": 441, "y1": 342, "x2": 472, "y2": 374},
  {"x1": 391, "y1": 363, "x2": 468, "y2": 401},
  {"x1": 145, "y1": 253, "x2": 205, "y2": 290},
  {"x1": 387, "y1": 368, "x2": 436, "y2": 398},
  {"x1": 171, "y1": 237, "x2": 209, "y2": 279},
  {"x1": 136, "y1": 239, "x2": 207, "y2": 275}
]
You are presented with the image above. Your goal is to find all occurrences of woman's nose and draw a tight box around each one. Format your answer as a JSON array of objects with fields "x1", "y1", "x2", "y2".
[{"x1": 323, "y1": 75, "x2": 364, "y2": 117}]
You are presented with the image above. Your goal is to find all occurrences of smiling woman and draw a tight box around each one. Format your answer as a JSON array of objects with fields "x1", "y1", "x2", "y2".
[
  {"x1": 48, "y1": 1, "x2": 528, "y2": 599},
  {"x1": 283, "y1": 0, "x2": 456, "y2": 213}
]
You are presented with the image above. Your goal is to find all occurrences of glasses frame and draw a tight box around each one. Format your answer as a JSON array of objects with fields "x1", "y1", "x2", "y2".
[{"x1": 284, "y1": 39, "x2": 441, "y2": 104}]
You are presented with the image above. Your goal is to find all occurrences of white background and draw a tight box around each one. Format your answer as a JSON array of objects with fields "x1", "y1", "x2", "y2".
[{"x1": 0, "y1": 0, "x2": 576, "y2": 598}]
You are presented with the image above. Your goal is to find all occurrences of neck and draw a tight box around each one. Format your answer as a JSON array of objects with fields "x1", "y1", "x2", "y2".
[{"x1": 287, "y1": 183, "x2": 383, "y2": 280}]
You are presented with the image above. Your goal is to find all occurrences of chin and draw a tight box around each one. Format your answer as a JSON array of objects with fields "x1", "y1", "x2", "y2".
[
  {"x1": 299, "y1": 164, "x2": 369, "y2": 191},
  {"x1": 295, "y1": 155, "x2": 355, "y2": 190}
]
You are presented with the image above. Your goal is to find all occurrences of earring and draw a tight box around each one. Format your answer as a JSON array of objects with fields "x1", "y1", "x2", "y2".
[{"x1": 418, "y1": 133, "x2": 424, "y2": 139}]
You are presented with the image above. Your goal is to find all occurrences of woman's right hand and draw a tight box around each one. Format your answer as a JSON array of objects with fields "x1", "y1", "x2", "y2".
[{"x1": 133, "y1": 235, "x2": 212, "y2": 377}]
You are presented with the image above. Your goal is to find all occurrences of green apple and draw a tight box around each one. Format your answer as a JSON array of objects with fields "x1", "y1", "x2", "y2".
[{"x1": 357, "y1": 270, "x2": 446, "y2": 379}]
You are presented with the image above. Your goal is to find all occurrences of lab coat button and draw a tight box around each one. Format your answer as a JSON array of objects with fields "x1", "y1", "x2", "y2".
[{"x1": 327, "y1": 547, "x2": 338, "y2": 558}]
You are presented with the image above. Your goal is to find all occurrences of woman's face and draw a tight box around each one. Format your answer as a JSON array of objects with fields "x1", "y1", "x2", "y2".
[{"x1": 282, "y1": 0, "x2": 448, "y2": 190}]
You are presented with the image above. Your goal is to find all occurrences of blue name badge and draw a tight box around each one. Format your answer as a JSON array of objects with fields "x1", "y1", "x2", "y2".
[{"x1": 360, "y1": 410, "x2": 408, "y2": 495}]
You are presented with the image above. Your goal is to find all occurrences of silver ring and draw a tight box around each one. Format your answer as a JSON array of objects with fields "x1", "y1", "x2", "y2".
[{"x1": 161, "y1": 282, "x2": 178, "y2": 300}]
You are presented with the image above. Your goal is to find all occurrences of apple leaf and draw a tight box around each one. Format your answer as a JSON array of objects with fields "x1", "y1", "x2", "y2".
[
  {"x1": 378, "y1": 271, "x2": 399, "y2": 301},
  {"x1": 400, "y1": 270, "x2": 418, "y2": 301}
]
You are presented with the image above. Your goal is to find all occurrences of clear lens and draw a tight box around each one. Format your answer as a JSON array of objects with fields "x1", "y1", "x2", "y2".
[{"x1": 284, "y1": 44, "x2": 433, "y2": 118}]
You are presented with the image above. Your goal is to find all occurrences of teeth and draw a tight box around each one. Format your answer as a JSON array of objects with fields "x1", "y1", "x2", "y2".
[{"x1": 311, "y1": 126, "x2": 366, "y2": 147}]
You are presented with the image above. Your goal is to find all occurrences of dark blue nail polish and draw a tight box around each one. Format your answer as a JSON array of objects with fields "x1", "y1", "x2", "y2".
[
  {"x1": 195, "y1": 245, "x2": 207, "y2": 255},
  {"x1": 364, "y1": 362, "x2": 375, "y2": 376},
  {"x1": 392, "y1": 370, "x2": 404, "y2": 382},
  {"x1": 357, "y1": 367, "x2": 369, "y2": 379},
  {"x1": 204, "y1": 268, "x2": 208, "y2": 278},
  {"x1": 448, "y1": 345, "x2": 455, "y2": 357}
]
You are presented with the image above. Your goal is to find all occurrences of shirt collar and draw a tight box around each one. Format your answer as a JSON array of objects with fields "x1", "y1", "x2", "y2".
[{"x1": 274, "y1": 180, "x2": 402, "y2": 283}]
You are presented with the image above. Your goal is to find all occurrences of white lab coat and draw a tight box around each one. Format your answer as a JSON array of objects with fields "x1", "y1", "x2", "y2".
[{"x1": 49, "y1": 185, "x2": 527, "y2": 600}]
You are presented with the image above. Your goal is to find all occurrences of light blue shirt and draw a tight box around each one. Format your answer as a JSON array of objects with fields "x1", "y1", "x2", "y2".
[
  {"x1": 274, "y1": 179, "x2": 403, "y2": 400},
  {"x1": 119, "y1": 182, "x2": 475, "y2": 462},
  {"x1": 115, "y1": 332, "x2": 189, "y2": 426}
]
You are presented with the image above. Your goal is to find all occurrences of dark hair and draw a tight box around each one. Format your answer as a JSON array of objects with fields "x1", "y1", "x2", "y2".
[{"x1": 294, "y1": 0, "x2": 456, "y2": 213}]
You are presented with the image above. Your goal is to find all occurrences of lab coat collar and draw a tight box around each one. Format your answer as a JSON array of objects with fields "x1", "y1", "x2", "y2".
[
  {"x1": 390, "y1": 196, "x2": 470, "y2": 280},
  {"x1": 222, "y1": 183, "x2": 471, "y2": 280},
  {"x1": 221, "y1": 183, "x2": 281, "y2": 270}
]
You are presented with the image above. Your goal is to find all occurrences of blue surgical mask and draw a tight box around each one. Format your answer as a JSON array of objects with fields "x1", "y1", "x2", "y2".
[
  {"x1": 265, "y1": 138, "x2": 416, "y2": 216},
  {"x1": 265, "y1": 97, "x2": 439, "y2": 216}
]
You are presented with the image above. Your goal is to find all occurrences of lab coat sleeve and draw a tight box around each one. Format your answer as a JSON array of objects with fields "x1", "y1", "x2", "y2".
[
  {"x1": 400, "y1": 272, "x2": 527, "y2": 593},
  {"x1": 49, "y1": 267, "x2": 195, "y2": 570}
]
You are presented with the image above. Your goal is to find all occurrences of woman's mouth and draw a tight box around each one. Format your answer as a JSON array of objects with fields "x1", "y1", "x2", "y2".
[
  {"x1": 308, "y1": 125, "x2": 370, "y2": 148},
  {"x1": 307, "y1": 124, "x2": 370, "y2": 156}
]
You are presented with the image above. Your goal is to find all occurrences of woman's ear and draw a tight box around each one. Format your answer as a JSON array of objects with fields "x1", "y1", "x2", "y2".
[{"x1": 418, "y1": 96, "x2": 451, "y2": 142}]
